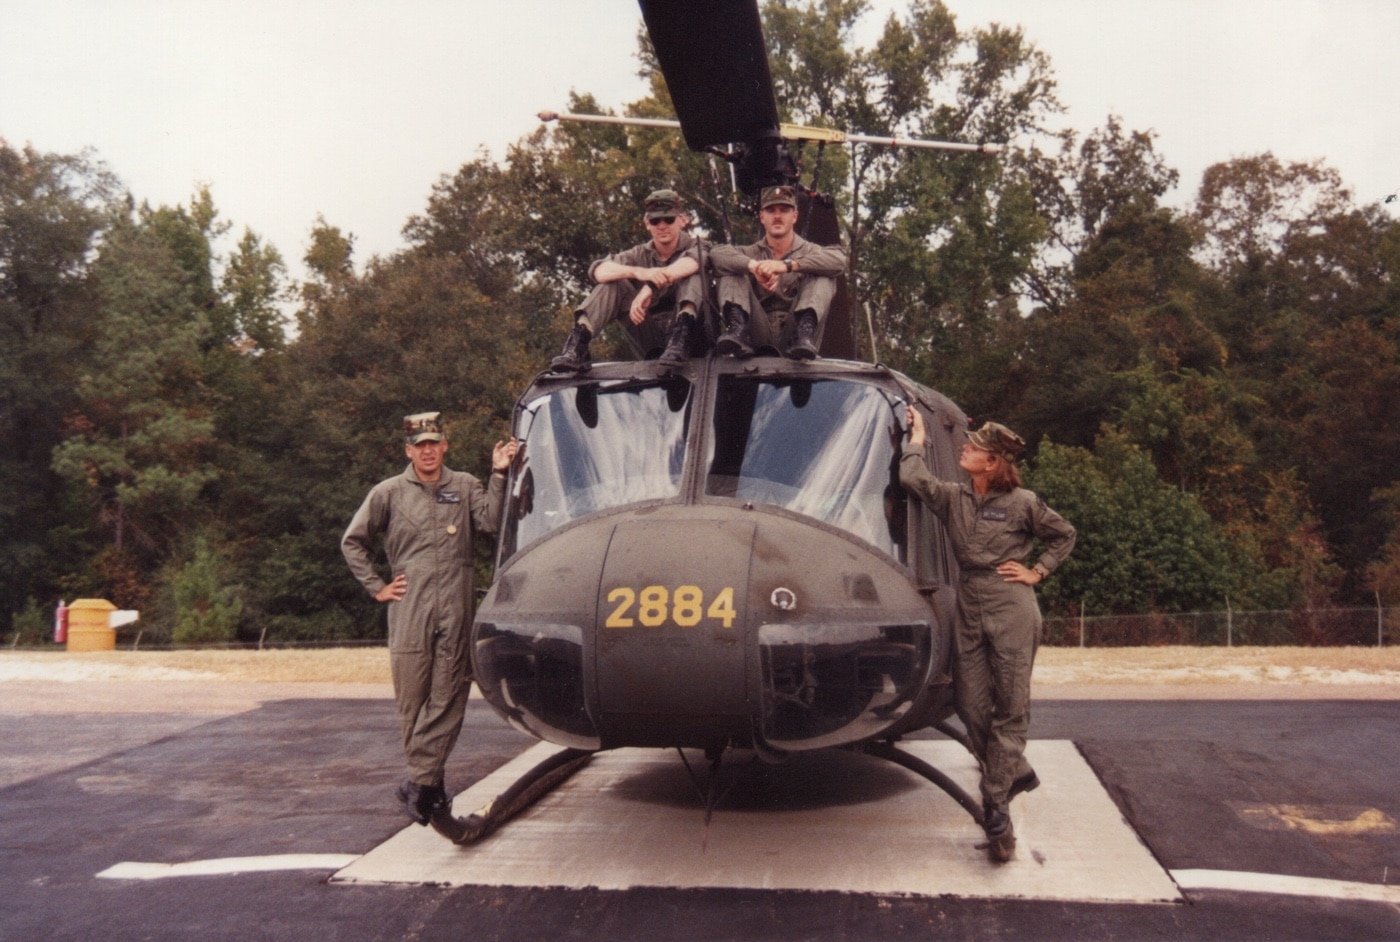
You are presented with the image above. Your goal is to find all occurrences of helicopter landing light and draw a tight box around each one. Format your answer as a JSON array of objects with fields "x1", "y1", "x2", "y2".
[{"x1": 770, "y1": 587, "x2": 796, "y2": 611}]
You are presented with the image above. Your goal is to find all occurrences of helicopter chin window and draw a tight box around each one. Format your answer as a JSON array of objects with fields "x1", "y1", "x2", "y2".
[
  {"x1": 473, "y1": 621, "x2": 600, "y2": 750},
  {"x1": 705, "y1": 377, "x2": 906, "y2": 560},
  {"x1": 756, "y1": 621, "x2": 932, "y2": 750},
  {"x1": 502, "y1": 379, "x2": 693, "y2": 558}
]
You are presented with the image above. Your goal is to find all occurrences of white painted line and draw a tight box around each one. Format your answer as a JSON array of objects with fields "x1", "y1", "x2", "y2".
[
  {"x1": 1172, "y1": 869, "x2": 1400, "y2": 905},
  {"x1": 97, "y1": 854, "x2": 358, "y2": 880}
]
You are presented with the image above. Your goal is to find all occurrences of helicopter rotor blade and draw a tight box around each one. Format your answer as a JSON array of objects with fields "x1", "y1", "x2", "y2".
[
  {"x1": 637, "y1": 0, "x2": 781, "y2": 152},
  {"x1": 538, "y1": 112, "x2": 1004, "y2": 157},
  {"x1": 538, "y1": 111, "x2": 681, "y2": 132},
  {"x1": 780, "y1": 123, "x2": 1004, "y2": 155}
]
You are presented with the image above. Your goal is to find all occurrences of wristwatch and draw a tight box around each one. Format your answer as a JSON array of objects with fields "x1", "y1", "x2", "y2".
[{"x1": 1032, "y1": 562, "x2": 1050, "y2": 581}]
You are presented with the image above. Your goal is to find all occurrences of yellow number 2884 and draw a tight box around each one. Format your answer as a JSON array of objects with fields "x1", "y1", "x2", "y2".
[{"x1": 605, "y1": 585, "x2": 737, "y2": 629}]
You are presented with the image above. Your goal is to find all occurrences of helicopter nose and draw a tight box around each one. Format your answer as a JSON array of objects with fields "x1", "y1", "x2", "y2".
[{"x1": 473, "y1": 508, "x2": 941, "y2": 757}]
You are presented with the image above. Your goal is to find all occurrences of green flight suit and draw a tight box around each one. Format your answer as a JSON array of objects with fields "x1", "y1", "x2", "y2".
[
  {"x1": 710, "y1": 234, "x2": 847, "y2": 349},
  {"x1": 899, "y1": 443, "x2": 1076, "y2": 805},
  {"x1": 577, "y1": 231, "x2": 706, "y2": 336},
  {"x1": 342, "y1": 464, "x2": 506, "y2": 786}
]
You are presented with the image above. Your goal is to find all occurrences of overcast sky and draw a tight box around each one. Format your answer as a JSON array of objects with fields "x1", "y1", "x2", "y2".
[{"x1": 3, "y1": 0, "x2": 1397, "y2": 281}]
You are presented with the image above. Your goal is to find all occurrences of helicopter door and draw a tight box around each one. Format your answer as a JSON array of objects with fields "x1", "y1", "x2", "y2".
[{"x1": 594, "y1": 518, "x2": 755, "y2": 747}]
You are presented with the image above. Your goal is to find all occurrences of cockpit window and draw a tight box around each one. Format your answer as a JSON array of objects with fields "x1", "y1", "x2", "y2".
[
  {"x1": 502, "y1": 377, "x2": 692, "y2": 557},
  {"x1": 705, "y1": 377, "x2": 907, "y2": 560}
]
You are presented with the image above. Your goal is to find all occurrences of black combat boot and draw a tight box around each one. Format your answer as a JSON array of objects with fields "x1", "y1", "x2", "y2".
[
  {"x1": 1008, "y1": 769, "x2": 1040, "y2": 803},
  {"x1": 550, "y1": 323, "x2": 592, "y2": 372},
  {"x1": 786, "y1": 308, "x2": 819, "y2": 360},
  {"x1": 983, "y1": 801, "x2": 1016, "y2": 862},
  {"x1": 396, "y1": 780, "x2": 429, "y2": 825},
  {"x1": 397, "y1": 780, "x2": 449, "y2": 826},
  {"x1": 714, "y1": 302, "x2": 754, "y2": 358},
  {"x1": 416, "y1": 783, "x2": 449, "y2": 822},
  {"x1": 659, "y1": 312, "x2": 695, "y2": 365}
]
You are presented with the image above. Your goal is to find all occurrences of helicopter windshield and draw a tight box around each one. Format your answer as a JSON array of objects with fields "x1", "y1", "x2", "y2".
[
  {"x1": 705, "y1": 377, "x2": 906, "y2": 560},
  {"x1": 503, "y1": 377, "x2": 692, "y2": 555}
]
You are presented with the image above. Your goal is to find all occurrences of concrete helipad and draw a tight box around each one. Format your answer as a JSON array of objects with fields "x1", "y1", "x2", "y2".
[{"x1": 334, "y1": 739, "x2": 1181, "y2": 903}]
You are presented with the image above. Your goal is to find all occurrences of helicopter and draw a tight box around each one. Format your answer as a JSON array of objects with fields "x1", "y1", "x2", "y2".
[{"x1": 431, "y1": 0, "x2": 1003, "y2": 845}]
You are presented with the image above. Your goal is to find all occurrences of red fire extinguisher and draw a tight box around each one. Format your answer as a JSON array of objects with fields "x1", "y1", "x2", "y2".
[{"x1": 54, "y1": 600, "x2": 68, "y2": 644}]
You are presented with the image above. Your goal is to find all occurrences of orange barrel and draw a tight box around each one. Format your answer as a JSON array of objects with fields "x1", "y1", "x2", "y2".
[{"x1": 66, "y1": 599, "x2": 117, "y2": 652}]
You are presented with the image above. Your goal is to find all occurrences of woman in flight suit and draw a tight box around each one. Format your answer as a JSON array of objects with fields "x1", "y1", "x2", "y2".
[{"x1": 901, "y1": 408, "x2": 1076, "y2": 862}]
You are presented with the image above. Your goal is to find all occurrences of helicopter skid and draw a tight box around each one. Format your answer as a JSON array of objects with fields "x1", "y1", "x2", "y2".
[
  {"x1": 430, "y1": 747, "x2": 594, "y2": 846},
  {"x1": 851, "y1": 740, "x2": 984, "y2": 825}
]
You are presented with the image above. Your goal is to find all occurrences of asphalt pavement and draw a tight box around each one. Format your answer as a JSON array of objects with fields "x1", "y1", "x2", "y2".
[{"x1": 2, "y1": 693, "x2": 1398, "y2": 941}]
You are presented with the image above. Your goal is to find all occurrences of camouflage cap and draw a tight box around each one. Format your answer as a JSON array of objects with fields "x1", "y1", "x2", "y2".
[
  {"x1": 760, "y1": 185, "x2": 799, "y2": 210},
  {"x1": 967, "y1": 421, "x2": 1025, "y2": 459},
  {"x1": 403, "y1": 411, "x2": 445, "y2": 445},
  {"x1": 643, "y1": 188, "x2": 684, "y2": 220}
]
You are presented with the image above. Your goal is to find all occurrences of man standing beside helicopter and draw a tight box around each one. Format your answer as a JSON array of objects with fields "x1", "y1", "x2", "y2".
[
  {"x1": 900, "y1": 408, "x2": 1076, "y2": 862},
  {"x1": 550, "y1": 188, "x2": 706, "y2": 372},
  {"x1": 341, "y1": 412, "x2": 517, "y2": 826},
  {"x1": 710, "y1": 185, "x2": 848, "y2": 360}
]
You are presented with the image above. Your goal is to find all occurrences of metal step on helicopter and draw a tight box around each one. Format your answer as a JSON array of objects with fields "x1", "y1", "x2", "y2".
[{"x1": 432, "y1": 0, "x2": 1005, "y2": 847}]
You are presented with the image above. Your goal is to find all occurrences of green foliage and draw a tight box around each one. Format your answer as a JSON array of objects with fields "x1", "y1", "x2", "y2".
[
  {"x1": 218, "y1": 228, "x2": 289, "y2": 352},
  {"x1": 0, "y1": 141, "x2": 121, "y2": 628},
  {"x1": 49, "y1": 203, "x2": 221, "y2": 596},
  {"x1": 8, "y1": 597, "x2": 49, "y2": 646},
  {"x1": 169, "y1": 536, "x2": 243, "y2": 645},
  {"x1": 1026, "y1": 433, "x2": 1235, "y2": 615},
  {"x1": 1364, "y1": 483, "x2": 1400, "y2": 605}
]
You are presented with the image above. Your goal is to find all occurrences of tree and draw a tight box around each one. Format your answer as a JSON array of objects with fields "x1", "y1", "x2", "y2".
[
  {"x1": 1192, "y1": 154, "x2": 1400, "y2": 596},
  {"x1": 49, "y1": 196, "x2": 222, "y2": 608},
  {"x1": 1366, "y1": 482, "x2": 1400, "y2": 606},
  {"x1": 169, "y1": 534, "x2": 244, "y2": 645},
  {"x1": 0, "y1": 141, "x2": 120, "y2": 630},
  {"x1": 1026, "y1": 433, "x2": 1236, "y2": 615},
  {"x1": 217, "y1": 228, "x2": 290, "y2": 353}
]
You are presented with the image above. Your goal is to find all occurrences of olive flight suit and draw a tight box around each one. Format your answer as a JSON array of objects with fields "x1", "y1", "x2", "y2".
[
  {"x1": 577, "y1": 231, "x2": 707, "y2": 338},
  {"x1": 898, "y1": 443, "x2": 1076, "y2": 806},
  {"x1": 709, "y1": 233, "x2": 847, "y2": 350},
  {"x1": 342, "y1": 464, "x2": 506, "y2": 787}
]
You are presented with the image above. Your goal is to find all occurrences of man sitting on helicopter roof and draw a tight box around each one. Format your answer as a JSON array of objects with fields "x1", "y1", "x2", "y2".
[
  {"x1": 550, "y1": 188, "x2": 707, "y2": 372},
  {"x1": 710, "y1": 185, "x2": 849, "y2": 360}
]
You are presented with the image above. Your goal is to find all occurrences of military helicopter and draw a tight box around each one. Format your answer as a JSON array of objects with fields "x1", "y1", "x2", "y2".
[{"x1": 432, "y1": 0, "x2": 1002, "y2": 845}]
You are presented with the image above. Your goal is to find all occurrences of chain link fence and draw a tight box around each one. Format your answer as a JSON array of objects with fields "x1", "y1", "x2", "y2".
[{"x1": 1043, "y1": 607, "x2": 1395, "y2": 647}]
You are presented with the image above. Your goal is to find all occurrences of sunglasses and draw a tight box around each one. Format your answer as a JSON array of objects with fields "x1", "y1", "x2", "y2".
[{"x1": 648, "y1": 215, "x2": 677, "y2": 225}]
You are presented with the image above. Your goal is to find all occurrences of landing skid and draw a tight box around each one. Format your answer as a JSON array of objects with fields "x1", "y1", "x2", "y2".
[
  {"x1": 431, "y1": 733, "x2": 987, "y2": 846},
  {"x1": 850, "y1": 740, "x2": 985, "y2": 827},
  {"x1": 430, "y1": 747, "x2": 594, "y2": 845}
]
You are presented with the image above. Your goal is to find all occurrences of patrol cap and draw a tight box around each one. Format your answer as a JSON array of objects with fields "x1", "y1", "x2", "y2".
[
  {"x1": 403, "y1": 412, "x2": 445, "y2": 445},
  {"x1": 643, "y1": 188, "x2": 684, "y2": 220},
  {"x1": 760, "y1": 185, "x2": 799, "y2": 210},
  {"x1": 967, "y1": 421, "x2": 1025, "y2": 459}
]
